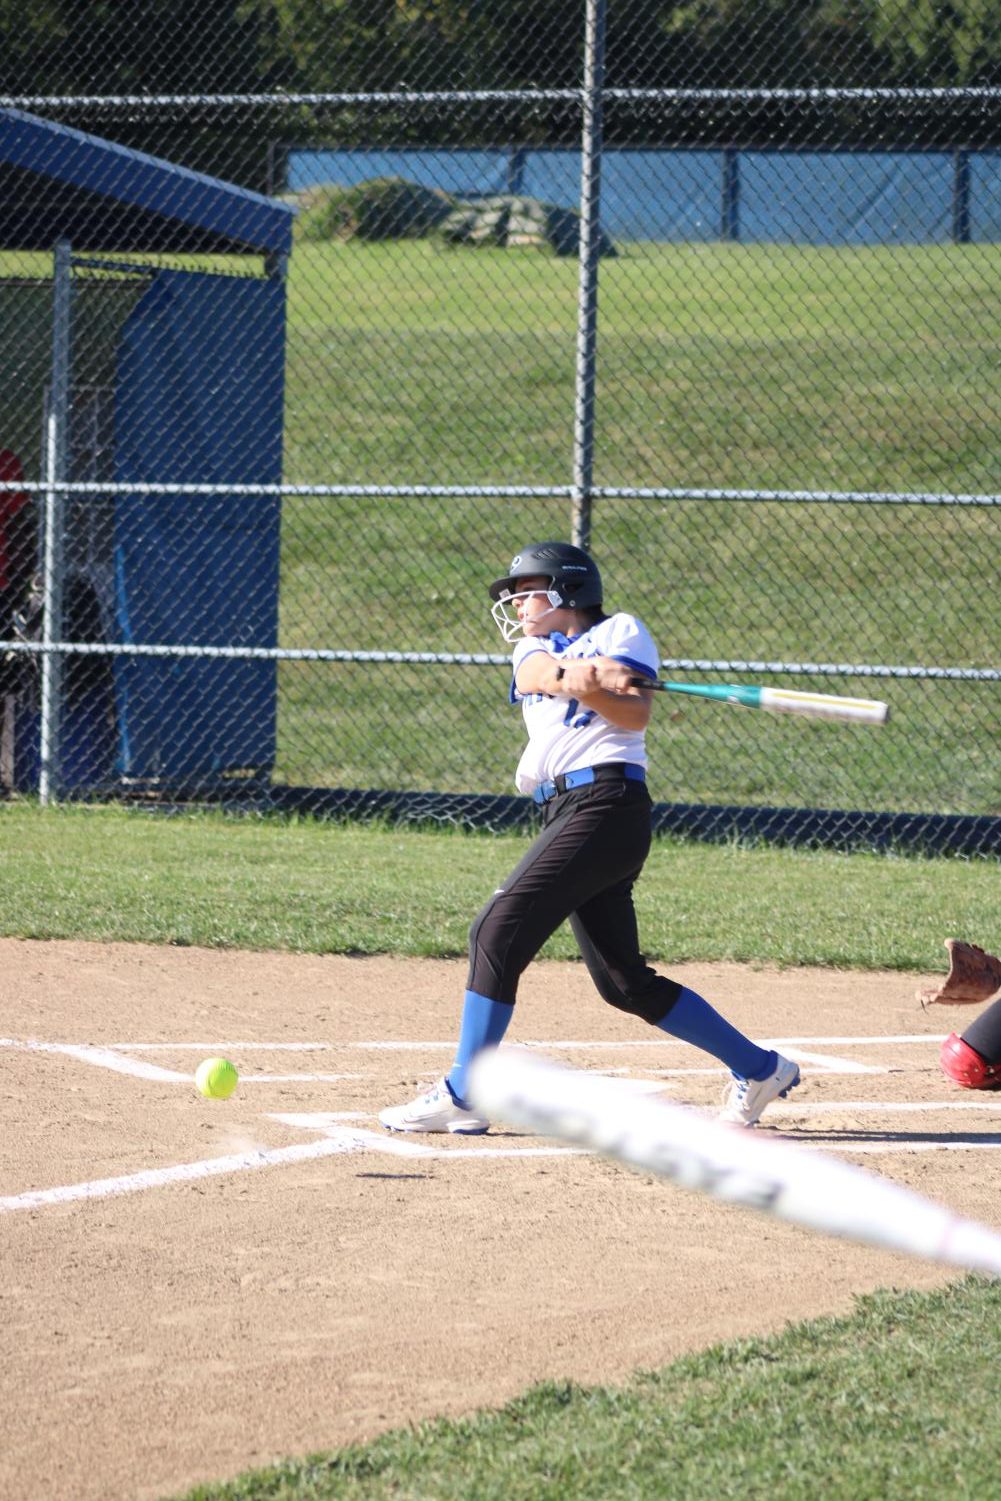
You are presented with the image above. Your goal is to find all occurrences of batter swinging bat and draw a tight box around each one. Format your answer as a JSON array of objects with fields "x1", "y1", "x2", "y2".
[
  {"x1": 630, "y1": 678, "x2": 889, "y2": 726},
  {"x1": 469, "y1": 1050, "x2": 1001, "y2": 1276}
]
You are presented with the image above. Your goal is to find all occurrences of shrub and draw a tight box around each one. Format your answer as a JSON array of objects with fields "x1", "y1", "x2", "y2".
[{"x1": 294, "y1": 177, "x2": 456, "y2": 243}]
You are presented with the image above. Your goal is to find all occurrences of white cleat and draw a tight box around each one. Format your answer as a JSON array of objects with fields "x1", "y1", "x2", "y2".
[
  {"x1": 719, "y1": 1053, "x2": 801, "y2": 1128},
  {"x1": 379, "y1": 1077, "x2": 490, "y2": 1135}
]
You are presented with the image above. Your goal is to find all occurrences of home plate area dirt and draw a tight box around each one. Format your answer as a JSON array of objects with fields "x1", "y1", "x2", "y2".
[{"x1": 2, "y1": 939, "x2": 999, "y2": 1501}]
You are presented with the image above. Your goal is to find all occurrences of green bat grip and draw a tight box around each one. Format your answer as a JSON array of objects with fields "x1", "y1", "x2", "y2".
[{"x1": 630, "y1": 678, "x2": 762, "y2": 708}]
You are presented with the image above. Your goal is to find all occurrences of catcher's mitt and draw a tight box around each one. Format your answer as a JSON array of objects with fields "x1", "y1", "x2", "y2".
[{"x1": 917, "y1": 939, "x2": 1001, "y2": 1008}]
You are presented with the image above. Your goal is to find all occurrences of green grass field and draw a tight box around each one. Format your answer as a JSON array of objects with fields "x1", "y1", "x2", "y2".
[
  {"x1": 271, "y1": 239, "x2": 999, "y2": 813},
  {"x1": 282, "y1": 240, "x2": 1001, "y2": 495},
  {"x1": 3, "y1": 803, "x2": 997, "y2": 969},
  {"x1": 3, "y1": 805, "x2": 998, "y2": 1499}
]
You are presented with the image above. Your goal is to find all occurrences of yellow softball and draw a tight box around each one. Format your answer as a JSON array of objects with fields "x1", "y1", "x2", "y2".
[{"x1": 194, "y1": 1056, "x2": 239, "y2": 1100}]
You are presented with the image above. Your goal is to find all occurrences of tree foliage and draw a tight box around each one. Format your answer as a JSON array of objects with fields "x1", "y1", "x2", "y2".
[
  {"x1": 1, "y1": 0, "x2": 998, "y2": 187},
  {"x1": 2, "y1": 0, "x2": 999, "y2": 95},
  {"x1": 871, "y1": 0, "x2": 1001, "y2": 85}
]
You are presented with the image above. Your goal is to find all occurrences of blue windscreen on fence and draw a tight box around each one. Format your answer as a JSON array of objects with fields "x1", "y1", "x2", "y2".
[
  {"x1": 972, "y1": 153, "x2": 1001, "y2": 240},
  {"x1": 288, "y1": 146, "x2": 1001, "y2": 244},
  {"x1": 522, "y1": 149, "x2": 723, "y2": 241},
  {"x1": 739, "y1": 152, "x2": 955, "y2": 244}
]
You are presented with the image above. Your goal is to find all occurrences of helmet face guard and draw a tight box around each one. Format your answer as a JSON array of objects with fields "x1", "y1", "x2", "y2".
[
  {"x1": 488, "y1": 541, "x2": 602, "y2": 640},
  {"x1": 489, "y1": 587, "x2": 563, "y2": 642}
]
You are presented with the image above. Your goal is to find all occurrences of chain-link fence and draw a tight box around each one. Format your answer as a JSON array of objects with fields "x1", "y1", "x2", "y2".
[{"x1": 0, "y1": 2, "x2": 998, "y2": 852}]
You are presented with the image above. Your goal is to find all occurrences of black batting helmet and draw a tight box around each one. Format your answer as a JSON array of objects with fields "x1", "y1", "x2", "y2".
[{"x1": 488, "y1": 540, "x2": 603, "y2": 610}]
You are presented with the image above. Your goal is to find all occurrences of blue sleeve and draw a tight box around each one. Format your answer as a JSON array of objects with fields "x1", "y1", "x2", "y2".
[{"x1": 611, "y1": 652, "x2": 658, "y2": 680}]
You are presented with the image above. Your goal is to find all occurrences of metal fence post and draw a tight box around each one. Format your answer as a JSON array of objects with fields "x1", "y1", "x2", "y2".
[
  {"x1": 571, "y1": 0, "x2": 607, "y2": 554},
  {"x1": 38, "y1": 238, "x2": 72, "y2": 806},
  {"x1": 721, "y1": 147, "x2": 741, "y2": 241},
  {"x1": 952, "y1": 149, "x2": 971, "y2": 244},
  {"x1": 506, "y1": 145, "x2": 527, "y2": 196}
]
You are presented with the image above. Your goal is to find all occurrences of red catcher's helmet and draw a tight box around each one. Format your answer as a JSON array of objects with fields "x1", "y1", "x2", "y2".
[{"x1": 940, "y1": 1032, "x2": 1001, "y2": 1091}]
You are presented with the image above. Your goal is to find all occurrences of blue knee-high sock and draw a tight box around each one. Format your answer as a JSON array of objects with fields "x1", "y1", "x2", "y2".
[
  {"x1": 656, "y1": 985, "x2": 774, "y2": 1079},
  {"x1": 447, "y1": 990, "x2": 514, "y2": 1105}
]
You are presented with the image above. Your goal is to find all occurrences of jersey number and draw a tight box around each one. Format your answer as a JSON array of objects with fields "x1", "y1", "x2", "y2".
[{"x1": 562, "y1": 698, "x2": 597, "y2": 730}]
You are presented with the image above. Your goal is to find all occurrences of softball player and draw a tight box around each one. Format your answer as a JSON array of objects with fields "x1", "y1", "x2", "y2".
[{"x1": 380, "y1": 541, "x2": 799, "y2": 1134}]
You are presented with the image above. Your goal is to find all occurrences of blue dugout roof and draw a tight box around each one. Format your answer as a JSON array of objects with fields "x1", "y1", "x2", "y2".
[{"x1": 0, "y1": 107, "x2": 294, "y2": 258}]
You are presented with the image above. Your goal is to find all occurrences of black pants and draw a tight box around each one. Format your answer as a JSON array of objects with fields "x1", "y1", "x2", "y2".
[
  {"x1": 467, "y1": 767, "x2": 682, "y2": 1025},
  {"x1": 964, "y1": 997, "x2": 1001, "y2": 1064}
]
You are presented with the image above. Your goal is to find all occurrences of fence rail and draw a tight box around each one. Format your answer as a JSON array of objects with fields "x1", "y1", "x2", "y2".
[
  {"x1": 5, "y1": 639, "x2": 1001, "y2": 683},
  {"x1": 3, "y1": 481, "x2": 1000, "y2": 505},
  {"x1": 5, "y1": 89, "x2": 1001, "y2": 106}
]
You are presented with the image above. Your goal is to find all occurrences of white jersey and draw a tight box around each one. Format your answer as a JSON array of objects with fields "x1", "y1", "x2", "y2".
[{"x1": 509, "y1": 612, "x2": 659, "y2": 794}]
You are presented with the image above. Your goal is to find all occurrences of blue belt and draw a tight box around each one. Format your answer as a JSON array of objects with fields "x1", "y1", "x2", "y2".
[{"x1": 532, "y1": 762, "x2": 646, "y2": 806}]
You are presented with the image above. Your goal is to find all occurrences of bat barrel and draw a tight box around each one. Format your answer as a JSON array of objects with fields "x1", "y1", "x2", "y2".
[{"x1": 758, "y1": 688, "x2": 889, "y2": 725}]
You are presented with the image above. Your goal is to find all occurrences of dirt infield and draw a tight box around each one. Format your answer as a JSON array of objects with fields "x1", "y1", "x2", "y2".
[{"x1": 2, "y1": 938, "x2": 1000, "y2": 1501}]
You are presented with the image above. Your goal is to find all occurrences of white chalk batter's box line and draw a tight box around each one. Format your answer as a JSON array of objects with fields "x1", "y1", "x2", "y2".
[
  {"x1": 2, "y1": 1033, "x2": 1001, "y2": 1218},
  {"x1": 98, "y1": 1035, "x2": 954, "y2": 1049},
  {"x1": 0, "y1": 1033, "x2": 978, "y2": 1089},
  {"x1": 3, "y1": 1033, "x2": 998, "y2": 1105},
  {"x1": 0, "y1": 1033, "x2": 955, "y2": 1086}
]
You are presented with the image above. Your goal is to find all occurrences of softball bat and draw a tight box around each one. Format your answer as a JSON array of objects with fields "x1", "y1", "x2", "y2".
[
  {"x1": 631, "y1": 678, "x2": 889, "y2": 725},
  {"x1": 468, "y1": 1050, "x2": 1001, "y2": 1276}
]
